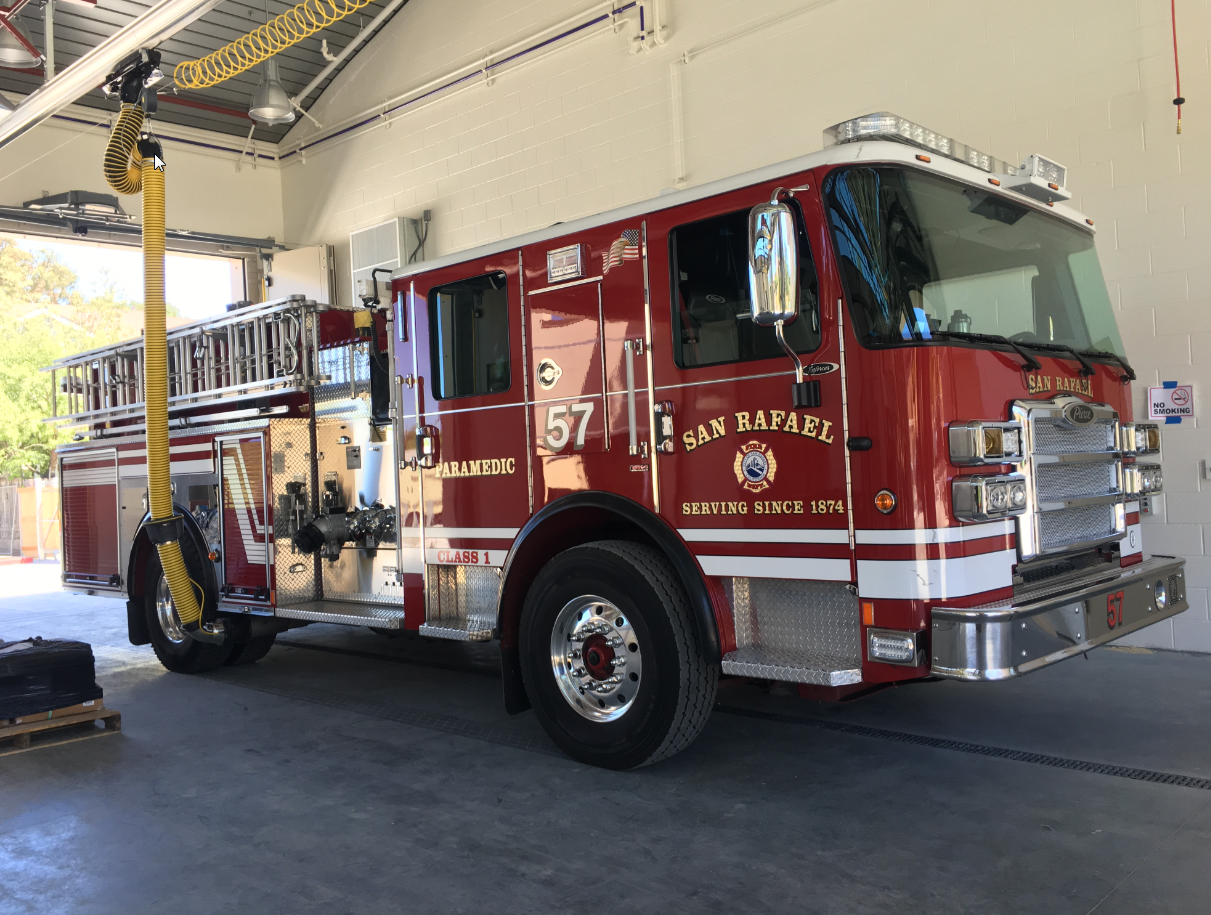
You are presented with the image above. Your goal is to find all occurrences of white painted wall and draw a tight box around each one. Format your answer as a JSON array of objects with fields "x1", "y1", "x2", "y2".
[
  {"x1": 278, "y1": 0, "x2": 1211, "y2": 650},
  {"x1": 17, "y1": 0, "x2": 1203, "y2": 649},
  {"x1": 0, "y1": 105, "x2": 284, "y2": 242}
]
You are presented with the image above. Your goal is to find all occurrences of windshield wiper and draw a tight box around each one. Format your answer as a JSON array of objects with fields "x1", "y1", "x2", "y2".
[
  {"x1": 1081, "y1": 348, "x2": 1136, "y2": 383},
  {"x1": 933, "y1": 331, "x2": 1042, "y2": 372},
  {"x1": 1015, "y1": 341, "x2": 1096, "y2": 376}
]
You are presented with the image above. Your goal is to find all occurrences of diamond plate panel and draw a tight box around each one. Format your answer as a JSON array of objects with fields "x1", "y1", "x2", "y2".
[
  {"x1": 314, "y1": 342, "x2": 371, "y2": 411},
  {"x1": 274, "y1": 599, "x2": 407, "y2": 628},
  {"x1": 721, "y1": 578, "x2": 861, "y2": 682},
  {"x1": 424, "y1": 565, "x2": 499, "y2": 640},
  {"x1": 1032, "y1": 420, "x2": 1115, "y2": 455},
  {"x1": 269, "y1": 418, "x2": 319, "y2": 604}
]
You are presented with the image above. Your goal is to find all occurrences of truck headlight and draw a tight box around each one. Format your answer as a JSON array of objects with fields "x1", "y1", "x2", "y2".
[
  {"x1": 1121, "y1": 422, "x2": 1161, "y2": 455},
  {"x1": 952, "y1": 473, "x2": 1028, "y2": 522},
  {"x1": 949, "y1": 421, "x2": 1024, "y2": 465},
  {"x1": 1124, "y1": 463, "x2": 1164, "y2": 495}
]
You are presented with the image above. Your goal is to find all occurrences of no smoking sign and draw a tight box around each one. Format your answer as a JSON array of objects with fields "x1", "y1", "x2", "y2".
[{"x1": 1149, "y1": 382, "x2": 1194, "y2": 422}]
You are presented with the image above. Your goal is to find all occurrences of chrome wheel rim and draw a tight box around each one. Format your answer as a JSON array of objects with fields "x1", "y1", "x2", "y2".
[
  {"x1": 155, "y1": 573, "x2": 188, "y2": 644},
  {"x1": 550, "y1": 595, "x2": 642, "y2": 722}
]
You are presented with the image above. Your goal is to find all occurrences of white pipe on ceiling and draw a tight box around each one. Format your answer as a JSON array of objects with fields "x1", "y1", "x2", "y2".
[
  {"x1": 291, "y1": 0, "x2": 409, "y2": 113},
  {"x1": 0, "y1": 0, "x2": 225, "y2": 149}
]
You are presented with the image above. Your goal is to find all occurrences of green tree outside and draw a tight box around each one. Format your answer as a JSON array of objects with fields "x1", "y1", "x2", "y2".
[{"x1": 0, "y1": 239, "x2": 179, "y2": 479}]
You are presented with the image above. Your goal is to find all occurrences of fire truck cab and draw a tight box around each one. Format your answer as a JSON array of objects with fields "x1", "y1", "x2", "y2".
[{"x1": 48, "y1": 113, "x2": 1186, "y2": 768}]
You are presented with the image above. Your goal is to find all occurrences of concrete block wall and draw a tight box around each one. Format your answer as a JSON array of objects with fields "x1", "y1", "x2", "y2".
[
  {"x1": 281, "y1": 0, "x2": 1211, "y2": 652},
  {"x1": 14, "y1": 0, "x2": 1192, "y2": 648},
  {"x1": 0, "y1": 105, "x2": 284, "y2": 242}
]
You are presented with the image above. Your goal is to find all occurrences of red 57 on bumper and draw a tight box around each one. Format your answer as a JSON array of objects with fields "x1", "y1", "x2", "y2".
[{"x1": 930, "y1": 555, "x2": 1187, "y2": 681}]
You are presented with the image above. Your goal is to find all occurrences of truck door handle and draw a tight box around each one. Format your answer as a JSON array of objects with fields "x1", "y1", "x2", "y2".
[{"x1": 625, "y1": 339, "x2": 639, "y2": 455}]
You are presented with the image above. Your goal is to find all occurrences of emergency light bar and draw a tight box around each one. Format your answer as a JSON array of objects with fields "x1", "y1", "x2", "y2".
[{"x1": 824, "y1": 112, "x2": 1071, "y2": 203}]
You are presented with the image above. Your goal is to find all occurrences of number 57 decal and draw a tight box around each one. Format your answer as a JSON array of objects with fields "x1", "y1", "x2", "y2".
[{"x1": 545, "y1": 402, "x2": 595, "y2": 452}]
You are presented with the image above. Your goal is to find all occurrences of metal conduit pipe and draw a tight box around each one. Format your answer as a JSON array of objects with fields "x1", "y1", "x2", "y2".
[
  {"x1": 0, "y1": 0, "x2": 224, "y2": 150},
  {"x1": 290, "y1": 0, "x2": 409, "y2": 116}
]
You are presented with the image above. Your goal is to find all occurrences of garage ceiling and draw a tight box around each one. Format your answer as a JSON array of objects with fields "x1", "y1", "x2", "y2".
[{"x1": 0, "y1": 0, "x2": 404, "y2": 142}]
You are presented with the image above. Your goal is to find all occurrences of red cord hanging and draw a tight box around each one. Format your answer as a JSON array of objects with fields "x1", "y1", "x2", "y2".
[{"x1": 1171, "y1": 0, "x2": 1184, "y2": 134}]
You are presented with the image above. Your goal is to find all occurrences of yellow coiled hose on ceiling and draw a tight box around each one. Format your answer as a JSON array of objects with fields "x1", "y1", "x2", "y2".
[
  {"x1": 103, "y1": 103, "x2": 204, "y2": 632},
  {"x1": 173, "y1": 0, "x2": 376, "y2": 90}
]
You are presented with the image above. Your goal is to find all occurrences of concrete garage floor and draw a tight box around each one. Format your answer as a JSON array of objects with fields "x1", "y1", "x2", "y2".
[{"x1": 1, "y1": 562, "x2": 1209, "y2": 915}]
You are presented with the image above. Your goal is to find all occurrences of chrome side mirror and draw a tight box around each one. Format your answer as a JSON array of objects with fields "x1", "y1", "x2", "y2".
[
  {"x1": 748, "y1": 189, "x2": 817, "y2": 408},
  {"x1": 748, "y1": 192, "x2": 799, "y2": 326}
]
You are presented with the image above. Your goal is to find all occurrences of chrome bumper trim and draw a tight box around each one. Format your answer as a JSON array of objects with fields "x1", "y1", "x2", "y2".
[{"x1": 931, "y1": 555, "x2": 1186, "y2": 681}]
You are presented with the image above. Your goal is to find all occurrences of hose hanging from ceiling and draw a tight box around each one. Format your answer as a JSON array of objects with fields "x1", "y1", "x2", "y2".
[
  {"x1": 173, "y1": 0, "x2": 377, "y2": 90},
  {"x1": 102, "y1": 97, "x2": 221, "y2": 642}
]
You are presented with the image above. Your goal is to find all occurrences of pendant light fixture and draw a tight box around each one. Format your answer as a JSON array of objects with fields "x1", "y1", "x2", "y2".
[
  {"x1": 248, "y1": 58, "x2": 295, "y2": 125},
  {"x1": 0, "y1": 16, "x2": 42, "y2": 69}
]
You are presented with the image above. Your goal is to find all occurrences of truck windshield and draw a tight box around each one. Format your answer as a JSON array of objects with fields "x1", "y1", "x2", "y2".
[{"x1": 823, "y1": 166, "x2": 1125, "y2": 358}]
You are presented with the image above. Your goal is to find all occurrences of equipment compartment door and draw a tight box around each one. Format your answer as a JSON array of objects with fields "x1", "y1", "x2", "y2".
[
  {"x1": 60, "y1": 449, "x2": 120, "y2": 587},
  {"x1": 528, "y1": 282, "x2": 607, "y2": 458},
  {"x1": 219, "y1": 435, "x2": 271, "y2": 595}
]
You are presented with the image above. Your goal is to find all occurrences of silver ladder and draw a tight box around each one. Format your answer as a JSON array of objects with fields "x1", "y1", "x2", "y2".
[{"x1": 45, "y1": 295, "x2": 330, "y2": 430}]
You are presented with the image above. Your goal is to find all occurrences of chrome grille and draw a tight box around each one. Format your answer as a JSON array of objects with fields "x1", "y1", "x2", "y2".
[
  {"x1": 1036, "y1": 461, "x2": 1118, "y2": 503},
  {"x1": 1032, "y1": 421, "x2": 1114, "y2": 454},
  {"x1": 1012, "y1": 397, "x2": 1125, "y2": 561},
  {"x1": 1039, "y1": 503, "x2": 1119, "y2": 551}
]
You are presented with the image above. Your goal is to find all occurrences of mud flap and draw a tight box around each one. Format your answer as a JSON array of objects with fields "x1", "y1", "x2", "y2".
[{"x1": 127, "y1": 599, "x2": 150, "y2": 646}]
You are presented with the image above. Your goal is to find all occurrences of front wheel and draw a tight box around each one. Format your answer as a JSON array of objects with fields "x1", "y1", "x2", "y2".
[{"x1": 520, "y1": 541, "x2": 718, "y2": 769}]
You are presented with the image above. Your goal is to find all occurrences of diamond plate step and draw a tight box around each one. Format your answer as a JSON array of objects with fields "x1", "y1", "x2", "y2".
[
  {"x1": 275, "y1": 600, "x2": 408, "y2": 629},
  {"x1": 721, "y1": 647, "x2": 862, "y2": 686},
  {"x1": 418, "y1": 621, "x2": 493, "y2": 642}
]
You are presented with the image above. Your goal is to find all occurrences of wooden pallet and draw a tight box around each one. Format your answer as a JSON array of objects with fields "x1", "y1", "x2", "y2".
[{"x1": 0, "y1": 707, "x2": 121, "y2": 758}]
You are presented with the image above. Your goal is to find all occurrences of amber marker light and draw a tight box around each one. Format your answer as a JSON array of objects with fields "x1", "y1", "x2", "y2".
[
  {"x1": 208, "y1": 550, "x2": 220, "y2": 562},
  {"x1": 862, "y1": 602, "x2": 875, "y2": 626},
  {"x1": 916, "y1": 154, "x2": 931, "y2": 162},
  {"x1": 874, "y1": 489, "x2": 897, "y2": 514}
]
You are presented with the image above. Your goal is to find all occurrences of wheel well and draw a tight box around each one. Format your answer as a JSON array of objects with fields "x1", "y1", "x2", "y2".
[
  {"x1": 497, "y1": 493, "x2": 726, "y2": 663},
  {"x1": 126, "y1": 505, "x2": 216, "y2": 605}
]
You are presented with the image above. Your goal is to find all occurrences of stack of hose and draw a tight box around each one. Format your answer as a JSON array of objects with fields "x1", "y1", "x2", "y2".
[{"x1": 103, "y1": 103, "x2": 205, "y2": 634}]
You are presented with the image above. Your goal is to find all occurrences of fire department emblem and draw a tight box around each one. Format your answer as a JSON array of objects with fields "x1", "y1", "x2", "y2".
[{"x1": 734, "y1": 440, "x2": 777, "y2": 492}]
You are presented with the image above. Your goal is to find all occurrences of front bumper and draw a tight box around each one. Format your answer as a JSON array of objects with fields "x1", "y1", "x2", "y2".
[{"x1": 931, "y1": 555, "x2": 1187, "y2": 681}]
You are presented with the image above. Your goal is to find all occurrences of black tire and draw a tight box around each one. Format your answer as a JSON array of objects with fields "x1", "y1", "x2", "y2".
[
  {"x1": 143, "y1": 545, "x2": 232, "y2": 673},
  {"x1": 224, "y1": 634, "x2": 276, "y2": 666},
  {"x1": 520, "y1": 540, "x2": 718, "y2": 769}
]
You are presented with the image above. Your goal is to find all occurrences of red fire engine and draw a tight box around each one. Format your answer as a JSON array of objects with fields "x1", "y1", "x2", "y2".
[{"x1": 48, "y1": 113, "x2": 1185, "y2": 768}]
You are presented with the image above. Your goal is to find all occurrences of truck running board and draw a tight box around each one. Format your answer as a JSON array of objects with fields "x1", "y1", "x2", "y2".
[
  {"x1": 274, "y1": 600, "x2": 408, "y2": 630},
  {"x1": 721, "y1": 648, "x2": 862, "y2": 686},
  {"x1": 418, "y1": 621, "x2": 494, "y2": 642}
]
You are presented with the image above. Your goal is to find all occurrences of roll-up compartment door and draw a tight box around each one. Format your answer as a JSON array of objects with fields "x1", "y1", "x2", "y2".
[{"x1": 60, "y1": 449, "x2": 120, "y2": 586}]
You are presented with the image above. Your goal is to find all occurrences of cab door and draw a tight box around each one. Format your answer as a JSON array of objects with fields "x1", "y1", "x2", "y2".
[{"x1": 646, "y1": 176, "x2": 854, "y2": 584}]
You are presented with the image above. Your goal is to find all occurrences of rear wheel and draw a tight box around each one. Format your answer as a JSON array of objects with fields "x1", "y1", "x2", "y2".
[
  {"x1": 143, "y1": 547, "x2": 232, "y2": 673},
  {"x1": 224, "y1": 634, "x2": 276, "y2": 666},
  {"x1": 520, "y1": 541, "x2": 717, "y2": 769}
]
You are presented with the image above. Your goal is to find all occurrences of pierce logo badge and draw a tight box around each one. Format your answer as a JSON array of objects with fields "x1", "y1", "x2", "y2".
[
  {"x1": 1063, "y1": 402, "x2": 1096, "y2": 426},
  {"x1": 734, "y1": 441, "x2": 777, "y2": 492}
]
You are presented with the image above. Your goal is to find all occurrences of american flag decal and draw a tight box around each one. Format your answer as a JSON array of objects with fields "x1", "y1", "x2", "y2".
[{"x1": 602, "y1": 229, "x2": 640, "y2": 274}]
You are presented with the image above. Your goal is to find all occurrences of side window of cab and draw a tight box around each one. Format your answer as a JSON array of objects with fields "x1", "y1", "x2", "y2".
[
  {"x1": 428, "y1": 272, "x2": 511, "y2": 399},
  {"x1": 669, "y1": 207, "x2": 821, "y2": 368}
]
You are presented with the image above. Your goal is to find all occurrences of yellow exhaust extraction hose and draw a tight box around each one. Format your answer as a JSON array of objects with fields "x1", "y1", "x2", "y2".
[
  {"x1": 103, "y1": 107, "x2": 205, "y2": 632},
  {"x1": 103, "y1": 103, "x2": 144, "y2": 196}
]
